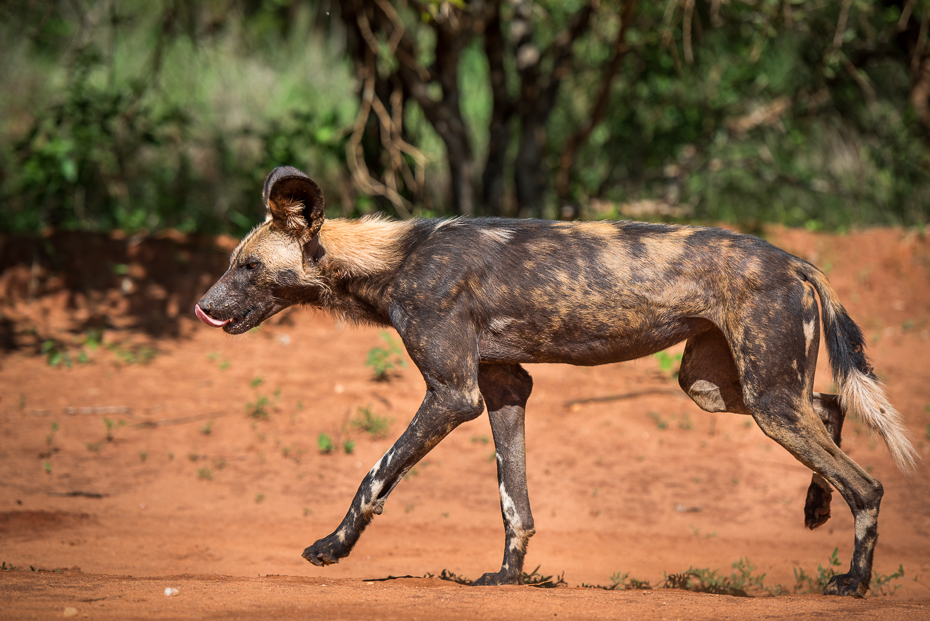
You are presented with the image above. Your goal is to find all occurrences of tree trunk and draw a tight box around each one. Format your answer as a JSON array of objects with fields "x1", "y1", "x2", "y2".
[{"x1": 481, "y1": 1, "x2": 513, "y2": 216}]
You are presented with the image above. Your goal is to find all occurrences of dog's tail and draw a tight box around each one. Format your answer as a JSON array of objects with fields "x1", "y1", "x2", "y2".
[{"x1": 802, "y1": 263, "x2": 919, "y2": 477}]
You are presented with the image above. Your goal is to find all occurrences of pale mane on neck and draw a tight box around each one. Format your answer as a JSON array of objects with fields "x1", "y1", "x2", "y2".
[{"x1": 318, "y1": 215, "x2": 415, "y2": 278}]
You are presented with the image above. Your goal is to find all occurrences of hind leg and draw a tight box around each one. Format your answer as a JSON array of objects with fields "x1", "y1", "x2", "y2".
[
  {"x1": 474, "y1": 363, "x2": 535, "y2": 586},
  {"x1": 680, "y1": 326, "x2": 847, "y2": 529},
  {"x1": 751, "y1": 397, "x2": 882, "y2": 597},
  {"x1": 784, "y1": 294, "x2": 848, "y2": 530},
  {"x1": 735, "y1": 285, "x2": 882, "y2": 597},
  {"x1": 804, "y1": 393, "x2": 846, "y2": 529}
]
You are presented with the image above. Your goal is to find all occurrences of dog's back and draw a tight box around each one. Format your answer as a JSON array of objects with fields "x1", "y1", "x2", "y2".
[{"x1": 385, "y1": 217, "x2": 801, "y2": 366}]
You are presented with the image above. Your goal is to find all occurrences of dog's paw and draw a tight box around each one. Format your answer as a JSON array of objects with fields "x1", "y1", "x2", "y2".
[
  {"x1": 302, "y1": 536, "x2": 350, "y2": 567},
  {"x1": 823, "y1": 573, "x2": 868, "y2": 598},
  {"x1": 473, "y1": 569, "x2": 522, "y2": 586},
  {"x1": 804, "y1": 481, "x2": 832, "y2": 530}
]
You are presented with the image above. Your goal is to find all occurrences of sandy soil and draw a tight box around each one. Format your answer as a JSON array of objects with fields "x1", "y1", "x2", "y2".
[{"x1": 1, "y1": 225, "x2": 929, "y2": 620}]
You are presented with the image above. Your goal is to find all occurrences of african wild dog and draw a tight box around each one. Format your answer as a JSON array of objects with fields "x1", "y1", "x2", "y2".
[{"x1": 196, "y1": 166, "x2": 918, "y2": 597}]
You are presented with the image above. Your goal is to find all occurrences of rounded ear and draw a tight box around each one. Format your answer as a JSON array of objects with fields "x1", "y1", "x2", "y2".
[{"x1": 262, "y1": 166, "x2": 325, "y2": 244}]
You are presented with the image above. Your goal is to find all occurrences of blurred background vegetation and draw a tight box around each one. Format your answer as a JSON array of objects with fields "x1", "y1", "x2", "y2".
[{"x1": 1, "y1": 0, "x2": 929, "y2": 237}]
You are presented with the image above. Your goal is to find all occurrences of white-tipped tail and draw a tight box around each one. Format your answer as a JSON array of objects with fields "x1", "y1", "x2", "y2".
[{"x1": 839, "y1": 370, "x2": 920, "y2": 477}]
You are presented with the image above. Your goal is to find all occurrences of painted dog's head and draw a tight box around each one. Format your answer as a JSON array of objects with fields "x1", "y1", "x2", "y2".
[{"x1": 195, "y1": 166, "x2": 327, "y2": 334}]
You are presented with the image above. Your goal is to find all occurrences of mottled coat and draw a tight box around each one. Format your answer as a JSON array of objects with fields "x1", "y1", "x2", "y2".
[{"x1": 197, "y1": 166, "x2": 917, "y2": 596}]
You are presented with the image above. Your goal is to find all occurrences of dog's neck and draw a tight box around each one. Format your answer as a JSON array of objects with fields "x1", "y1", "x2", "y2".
[{"x1": 310, "y1": 216, "x2": 416, "y2": 325}]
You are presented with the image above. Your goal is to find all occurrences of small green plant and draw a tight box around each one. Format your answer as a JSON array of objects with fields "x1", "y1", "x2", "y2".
[
  {"x1": 246, "y1": 395, "x2": 272, "y2": 420},
  {"x1": 201, "y1": 420, "x2": 214, "y2": 435},
  {"x1": 351, "y1": 406, "x2": 391, "y2": 439},
  {"x1": 678, "y1": 414, "x2": 692, "y2": 430},
  {"x1": 82, "y1": 328, "x2": 104, "y2": 350},
  {"x1": 107, "y1": 342, "x2": 157, "y2": 365},
  {"x1": 521, "y1": 566, "x2": 567, "y2": 588},
  {"x1": 246, "y1": 382, "x2": 280, "y2": 420},
  {"x1": 197, "y1": 467, "x2": 213, "y2": 480},
  {"x1": 434, "y1": 569, "x2": 473, "y2": 585},
  {"x1": 792, "y1": 548, "x2": 841, "y2": 594},
  {"x1": 583, "y1": 570, "x2": 649, "y2": 591},
  {"x1": 42, "y1": 340, "x2": 72, "y2": 368},
  {"x1": 653, "y1": 351, "x2": 683, "y2": 379},
  {"x1": 255, "y1": 493, "x2": 265, "y2": 504},
  {"x1": 46, "y1": 421, "x2": 59, "y2": 448},
  {"x1": 1, "y1": 562, "x2": 18, "y2": 571},
  {"x1": 647, "y1": 412, "x2": 668, "y2": 430},
  {"x1": 103, "y1": 417, "x2": 126, "y2": 442},
  {"x1": 139, "y1": 452, "x2": 148, "y2": 462},
  {"x1": 343, "y1": 440, "x2": 355, "y2": 454},
  {"x1": 365, "y1": 331, "x2": 407, "y2": 381},
  {"x1": 659, "y1": 558, "x2": 772, "y2": 597},
  {"x1": 470, "y1": 435, "x2": 490, "y2": 444},
  {"x1": 43, "y1": 461, "x2": 52, "y2": 475},
  {"x1": 689, "y1": 524, "x2": 717, "y2": 538},
  {"x1": 871, "y1": 564, "x2": 906, "y2": 597},
  {"x1": 281, "y1": 445, "x2": 305, "y2": 463},
  {"x1": 318, "y1": 433, "x2": 335, "y2": 454}
]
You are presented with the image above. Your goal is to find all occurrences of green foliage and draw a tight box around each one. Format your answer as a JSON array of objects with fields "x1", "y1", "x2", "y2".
[
  {"x1": 521, "y1": 566, "x2": 568, "y2": 588},
  {"x1": 246, "y1": 383, "x2": 279, "y2": 420},
  {"x1": 317, "y1": 433, "x2": 334, "y2": 454},
  {"x1": 106, "y1": 342, "x2": 157, "y2": 365},
  {"x1": 792, "y1": 547, "x2": 842, "y2": 593},
  {"x1": 246, "y1": 395, "x2": 272, "y2": 420},
  {"x1": 42, "y1": 340, "x2": 73, "y2": 368},
  {"x1": 653, "y1": 351, "x2": 683, "y2": 379},
  {"x1": 647, "y1": 412, "x2": 668, "y2": 430},
  {"x1": 103, "y1": 417, "x2": 125, "y2": 442},
  {"x1": 365, "y1": 332, "x2": 407, "y2": 382},
  {"x1": 1, "y1": 2, "x2": 927, "y2": 235},
  {"x1": 351, "y1": 406, "x2": 392, "y2": 439},
  {"x1": 871, "y1": 564, "x2": 906, "y2": 597},
  {"x1": 583, "y1": 569, "x2": 651, "y2": 591},
  {"x1": 0, "y1": 1, "x2": 355, "y2": 236},
  {"x1": 46, "y1": 422, "x2": 60, "y2": 448}
]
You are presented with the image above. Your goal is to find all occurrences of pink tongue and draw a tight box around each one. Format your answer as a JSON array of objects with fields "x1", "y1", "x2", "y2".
[{"x1": 195, "y1": 305, "x2": 229, "y2": 328}]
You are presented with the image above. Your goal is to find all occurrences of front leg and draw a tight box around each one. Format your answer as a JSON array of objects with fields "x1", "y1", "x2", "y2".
[
  {"x1": 303, "y1": 365, "x2": 485, "y2": 566},
  {"x1": 473, "y1": 363, "x2": 535, "y2": 586}
]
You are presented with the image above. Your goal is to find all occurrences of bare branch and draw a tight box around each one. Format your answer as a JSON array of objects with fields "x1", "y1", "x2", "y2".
[
  {"x1": 898, "y1": 0, "x2": 915, "y2": 31},
  {"x1": 556, "y1": 0, "x2": 638, "y2": 200},
  {"x1": 683, "y1": 0, "x2": 694, "y2": 65},
  {"x1": 830, "y1": 0, "x2": 852, "y2": 53}
]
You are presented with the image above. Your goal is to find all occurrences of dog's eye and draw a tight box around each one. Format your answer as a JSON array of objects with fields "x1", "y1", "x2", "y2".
[{"x1": 242, "y1": 260, "x2": 259, "y2": 270}]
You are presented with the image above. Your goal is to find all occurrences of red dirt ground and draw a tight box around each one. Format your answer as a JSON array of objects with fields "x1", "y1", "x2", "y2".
[{"x1": 1, "y1": 225, "x2": 929, "y2": 620}]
